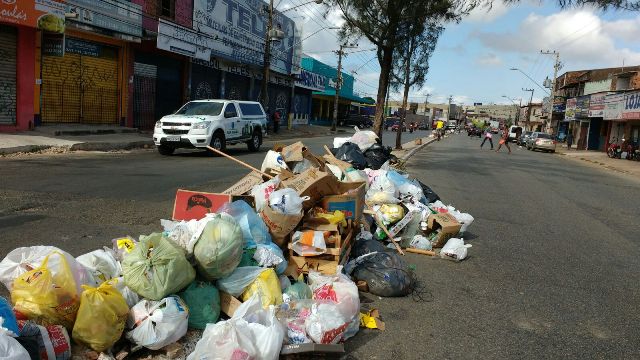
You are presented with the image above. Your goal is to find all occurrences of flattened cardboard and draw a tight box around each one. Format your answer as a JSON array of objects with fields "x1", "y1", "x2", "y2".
[
  {"x1": 260, "y1": 206, "x2": 303, "y2": 247},
  {"x1": 219, "y1": 291, "x2": 242, "y2": 317},
  {"x1": 281, "y1": 168, "x2": 340, "y2": 209},
  {"x1": 222, "y1": 171, "x2": 264, "y2": 195},
  {"x1": 281, "y1": 141, "x2": 305, "y2": 162},
  {"x1": 427, "y1": 212, "x2": 461, "y2": 248},
  {"x1": 388, "y1": 210, "x2": 419, "y2": 237},
  {"x1": 320, "y1": 182, "x2": 366, "y2": 221}
]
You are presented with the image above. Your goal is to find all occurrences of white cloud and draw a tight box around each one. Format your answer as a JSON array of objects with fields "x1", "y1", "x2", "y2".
[
  {"x1": 476, "y1": 53, "x2": 503, "y2": 66},
  {"x1": 465, "y1": 1, "x2": 510, "y2": 23},
  {"x1": 475, "y1": 9, "x2": 640, "y2": 67}
]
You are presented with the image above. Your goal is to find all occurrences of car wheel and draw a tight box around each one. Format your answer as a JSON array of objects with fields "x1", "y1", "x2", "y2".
[
  {"x1": 247, "y1": 130, "x2": 262, "y2": 152},
  {"x1": 157, "y1": 145, "x2": 175, "y2": 156},
  {"x1": 209, "y1": 130, "x2": 226, "y2": 156}
]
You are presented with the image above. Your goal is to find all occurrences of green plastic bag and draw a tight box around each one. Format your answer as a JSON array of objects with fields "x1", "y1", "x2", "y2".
[
  {"x1": 178, "y1": 281, "x2": 220, "y2": 330},
  {"x1": 194, "y1": 214, "x2": 243, "y2": 280},
  {"x1": 122, "y1": 233, "x2": 195, "y2": 300},
  {"x1": 283, "y1": 275, "x2": 312, "y2": 301}
]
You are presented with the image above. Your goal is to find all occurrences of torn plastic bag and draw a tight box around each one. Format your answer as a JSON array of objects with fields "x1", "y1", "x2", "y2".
[
  {"x1": 160, "y1": 217, "x2": 213, "y2": 254},
  {"x1": 122, "y1": 233, "x2": 195, "y2": 300},
  {"x1": 260, "y1": 150, "x2": 289, "y2": 173},
  {"x1": 187, "y1": 294, "x2": 284, "y2": 360},
  {"x1": 387, "y1": 170, "x2": 424, "y2": 201},
  {"x1": 282, "y1": 276, "x2": 312, "y2": 302},
  {"x1": 268, "y1": 188, "x2": 307, "y2": 215},
  {"x1": 179, "y1": 281, "x2": 220, "y2": 330},
  {"x1": 11, "y1": 251, "x2": 83, "y2": 329},
  {"x1": 0, "y1": 334, "x2": 30, "y2": 360},
  {"x1": 0, "y1": 297, "x2": 18, "y2": 337},
  {"x1": 350, "y1": 240, "x2": 414, "y2": 297},
  {"x1": 350, "y1": 129, "x2": 378, "y2": 152},
  {"x1": 440, "y1": 238, "x2": 472, "y2": 262},
  {"x1": 72, "y1": 282, "x2": 129, "y2": 352},
  {"x1": 254, "y1": 243, "x2": 287, "y2": 274},
  {"x1": 219, "y1": 200, "x2": 272, "y2": 248},
  {"x1": 334, "y1": 142, "x2": 367, "y2": 170},
  {"x1": 0, "y1": 246, "x2": 92, "y2": 293},
  {"x1": 241, "y1": 268, "x2": 282, "y2": 308},
  {"x1": 305, "y1": 302, "x2": 350, "y2": 344},
  {"x1": 366, "y1": 172, "x2": 400, "y2": 205},
  {"x1": 194, "y1": 213, "x2": 244, "y2": 280},
  {"x1": 251, "y1": 176, "x2": 281, "y2": 211},
  {"x1": 126, "y1": 296, "x2": 188, "y2": 350},
  {"x1": 363, "y1": 143, "x2": 393, "y2": 170},
  {"x1": 76, "y1": 248, "x2": 121, "y2": 284},
  {"x1": 216, "y1": 266, "x2": 267, "y2": 297}
]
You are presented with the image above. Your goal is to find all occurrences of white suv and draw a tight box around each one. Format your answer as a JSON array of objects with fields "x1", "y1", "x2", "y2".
[{"x1": 153, "y1": 100, "x2": 268, "y2": 155}]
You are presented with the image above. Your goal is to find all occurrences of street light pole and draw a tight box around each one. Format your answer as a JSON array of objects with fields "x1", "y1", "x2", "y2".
[
  {"x1": 331, "y1": 44, "x2": 356, "y2": 131},
  {"x1": 541, "y1": 50, "x2": 561, "y2": 136},
  {"x1": 523, "y1": 88, "x2": 534, "y2": 131}
]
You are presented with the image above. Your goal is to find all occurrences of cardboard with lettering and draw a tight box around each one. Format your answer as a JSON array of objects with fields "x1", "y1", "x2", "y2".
[
  {"x1": 427, "y1": 212, "x2": 462, "y2": 248},
  {"x1": 320, "y1": 182, "x2": 366, "y2": 221},
  {"x1": 260, "y1": 206, "x2": 303, "y2": 248},
  {"x1": 222, "y1": 171, "x2": 264, "y2": 195},
  {"x1": 281, "y1": 168, "x2": 340, "y2": 210},
  {"x1": 172, "y1": 189, "x2": 252, "y2": 221}
]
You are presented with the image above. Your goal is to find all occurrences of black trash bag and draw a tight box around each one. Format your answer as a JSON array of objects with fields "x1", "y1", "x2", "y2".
[
  {"x1": 350, "y1": 240, "x2": 414, "y2": 297},
  {"x1": 363, "y1": 143, "x2": 393, "y2": 170},
  {"x1": 334, "y1": 142, "x2": 367, "y2": 170},
  {"x1": 418, "y1": 180, "x2": 440, "y2": 203}
]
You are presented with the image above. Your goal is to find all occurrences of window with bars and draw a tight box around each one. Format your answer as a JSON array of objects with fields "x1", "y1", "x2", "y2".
[{"x1": 159, "y1": 0, "x2": 175, "y2": 19}]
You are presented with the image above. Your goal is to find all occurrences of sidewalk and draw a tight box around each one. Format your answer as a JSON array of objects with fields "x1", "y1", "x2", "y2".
[
  {"x1": 555, "y1": 144, "x2": 640, "y2": 179},
  {"x1": 0, "y1": 124, "x2": 348, "y2": 156}
]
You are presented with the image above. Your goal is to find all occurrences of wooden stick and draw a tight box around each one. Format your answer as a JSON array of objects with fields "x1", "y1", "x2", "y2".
[
  {"x1": 365, "y1": 208, "x2": 404, "y2": 255},
  {"x1": 206, "y1": 145, "x2": 273, "y2": 179},
  {"x1": 405, "y1": 248, "x2": 436, "y2": 256}
]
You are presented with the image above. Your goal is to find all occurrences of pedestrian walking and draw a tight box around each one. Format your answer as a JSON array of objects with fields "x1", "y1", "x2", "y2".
[
  {"x1": 495, "y1": 128, "x2": 511, "y2": 154},
  {"x1": 567, "y1": 132, "x2": 573, "y2": 150},
  {"x1": 480, "y1": 128, "x2": 493, "y2": 149}
]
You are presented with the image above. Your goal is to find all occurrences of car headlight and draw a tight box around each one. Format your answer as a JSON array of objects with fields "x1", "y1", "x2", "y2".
[
  {"x1": 192, "y1": 121, "x2": 211, "y2": 130},
  {"x1": 155, "y1": 121, "x2": 162, "y2": 129}
]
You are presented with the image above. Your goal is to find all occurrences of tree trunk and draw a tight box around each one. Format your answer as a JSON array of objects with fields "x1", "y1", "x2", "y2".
[
  {"x1": 396, "y1": 56, "x2": 412, "y2": 150},
  {"x1": 373, "y1": 46, "x2": 393, "y2": 138}
]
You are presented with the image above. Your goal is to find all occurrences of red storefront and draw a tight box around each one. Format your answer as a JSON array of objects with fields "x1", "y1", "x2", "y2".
[{"x1": 0, "y1": 0, "x2": 62, "y2": 131}]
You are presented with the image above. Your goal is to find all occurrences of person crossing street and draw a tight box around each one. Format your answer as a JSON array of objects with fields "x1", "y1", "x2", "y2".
[
  {"x1": 495, "y1": 128, "x2": 512, "y2": 154},
  {"x1": 480, "y1": 128, "x2": 493, "y2": 149}
]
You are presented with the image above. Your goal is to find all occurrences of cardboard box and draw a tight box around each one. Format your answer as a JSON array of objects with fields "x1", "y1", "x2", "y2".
[
  {"x1": 172, "y1": 189, "x2": 252, "y2": 221},
  {"x1": 219, "y1": 291, "x2": 242, "y2": 317},
  {"x1": 281, "y1": 141, "x2": 305, "y2": 163},
  {"x1": 427, "y1": 212, "x2": 461, "y2": 248},
  {"x1": 280, "y1": 343, "x2": 345, "y2": 355},
  {"x1": 222, "y1": 171, "x2": 264, "y2": 195},
  {"x1": 286, "y1": 227, "x2": 354, "y2": 276},
  {"x1": 260, "y1": 206, "x2": 303, "y2": 248},
  {"x1": 281, "y1": 168, "x2": 340, "y2": 210},
  {"x1": 319, "y1": 182, "x2": 366, "y2": 221}
]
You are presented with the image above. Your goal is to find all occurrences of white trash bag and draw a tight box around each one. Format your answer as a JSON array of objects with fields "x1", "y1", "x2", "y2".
[
  {"x1": 268, "y1": 188, "x2": 307, "y2": 215},
  {"x1": 333, "y1": 137, "x2": 351, "y2": 149},
  {"x1": 350, "y1": 128, "x2": 378, "y2": 152},
  {"x1": 410, "y1": 235, "x2": 432, "y2": 250},
  {"x1": 107, "y1": 277, "x2": 140, "y2": 308},
  {"x1": 251, "y1": 176, "x2": 281, "y2": 211},
  {"x1": 261, "y1": 150, "x2": 289, "y2": 173},
  {"x1": 126, "y1": 296, "x2": 189, "y2": 350},
  {"x1": 76, "y1": 248, "x2": 122, "y2": 283},
  {"x1": 440, "y1": 238, "x2": 472, "y2": 262},
  {"x1": 0, "y1": 246, "x2": 59, "y2": 291},
  {"x1": 187, "y1": 294, "x2": 284, "y2": 360},
  {"x1": 0, "y1": 334, "x2": 30, "y2": 360}
]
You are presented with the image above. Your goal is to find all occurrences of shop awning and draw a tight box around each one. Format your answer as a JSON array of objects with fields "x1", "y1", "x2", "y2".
[{"x1": 312, "y1": 89, "x2": 375, "y2": 104}]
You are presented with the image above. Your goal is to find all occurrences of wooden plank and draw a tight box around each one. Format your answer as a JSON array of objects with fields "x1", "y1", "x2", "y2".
[{"x1": 405, "y1": 248, "x2": 436, "y2": 256}]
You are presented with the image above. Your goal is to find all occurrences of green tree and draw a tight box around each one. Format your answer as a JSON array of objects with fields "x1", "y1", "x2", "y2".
[
  {"x1": 331, "y1": 0, "x2": 477, "y2": 136},
  {"x1": 391, "y1": 21, "x2": 443, "y2": 149}
]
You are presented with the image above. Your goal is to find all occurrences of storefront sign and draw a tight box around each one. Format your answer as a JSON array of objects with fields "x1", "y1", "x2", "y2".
[
  {"x1": 1, "y1": 0, "x2": 65, "y2": 33},
  {"x1": 66, "y1": 0, "x2": 142, "y2": 38},
  {"x1": 65, "y1": 37, "x2": 101, "y2": 57},
  {"x1": 564, "y1": 97, "x2": 577, "y2": 121},
  {"x1": 623, "y1": 90, "x2": 640, "y2": 120},
  {"x1": 157, "y1": 19, "x2": 213, "y2": 61},
  {"x1": 588, "y1": 93, "x2": 606, "y2": 117},
  {"x1": 192, "y1": 58, "x2": 292, "y2": 86},
  {"x1": 552, "y1": 96, "x2": 566, "y2": 113},
  {"x1": 42, "y1": 32, "x2": 65, "y2": 56},
  {"x1": 193, "y1": 0, "x2": 297, "y2": 74},
  {"x1": 603, "y1": 93, "x2": 624, "y2": 120},
  {"x1": 575, "y1": 95, "x2": 590, "y2": 118},
  {"x1": 295, "y1": 69, "x2": 326, "y2": 91}
]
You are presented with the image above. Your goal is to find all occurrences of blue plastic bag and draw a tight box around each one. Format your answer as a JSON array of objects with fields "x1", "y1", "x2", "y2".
[
  {"x1": 219, "y1": 201, "x2": 272, "y2": 248},
  {"x1": 0, "y1": 296, "x2": 19, "y2": 336}
]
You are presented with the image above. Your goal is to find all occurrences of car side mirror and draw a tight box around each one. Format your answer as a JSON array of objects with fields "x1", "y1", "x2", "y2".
[{"x1": 224, "y1": 111, "x2": 235, "y2": 118}]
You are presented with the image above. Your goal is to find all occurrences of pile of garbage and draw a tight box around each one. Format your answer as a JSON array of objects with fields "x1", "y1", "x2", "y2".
[{"x1": 0, "y1": 129, "x2": 475, "y2": 359}]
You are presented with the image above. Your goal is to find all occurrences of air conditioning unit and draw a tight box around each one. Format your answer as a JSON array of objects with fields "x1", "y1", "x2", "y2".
[{"x1": 269, "y1": 29, "x2": 284, "y2": 42}]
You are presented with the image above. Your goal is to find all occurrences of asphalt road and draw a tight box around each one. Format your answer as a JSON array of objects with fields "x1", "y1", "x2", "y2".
[
  {"x1": 345, "y1": 133, "x2": 640, "y2": 359},
  {"x1": 4, "y1": 129, "x2": 637, "y2": 359}
]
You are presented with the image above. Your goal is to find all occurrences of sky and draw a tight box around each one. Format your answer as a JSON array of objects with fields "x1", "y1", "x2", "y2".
[{"x1": 279, "y1": 0, "x2": 640, "y2": 106}]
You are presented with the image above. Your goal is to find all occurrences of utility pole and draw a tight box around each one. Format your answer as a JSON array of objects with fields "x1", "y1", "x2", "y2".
[
  {"x1": 423, "y1": 93, "x2": 430, "y2": 115},
  {"x1": 523, "y1": 88, "x2": 534, "y2": 131},
  {"x1": 447, "y1": 95, "x2": 453, "y2": 123},
  {"x1": 331, "y1": 44, "x2": 356, "y2": 131},
  {"x1": 261, "y1": 0, "x2": 274, "y2": 113},
  {"x1": 541, "y1": 50, "x2": 561, "y2": 136}
]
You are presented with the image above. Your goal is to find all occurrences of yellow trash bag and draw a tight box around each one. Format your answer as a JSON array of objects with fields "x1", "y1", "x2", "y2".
[
  {"x1": 11, "y1": 251, "x2": 81, "y2": 329},
  {"x1": 72, "y1": 281, "x2": 129, "y2": 352},
  {"x1": 241, "y1": 268, "x2": 282, "y2": 308}
]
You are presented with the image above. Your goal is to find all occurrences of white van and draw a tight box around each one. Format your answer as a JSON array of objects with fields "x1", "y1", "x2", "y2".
[
  {"x1": 153, "y1": 100, "x2": 268, "y2": 155},
  {"x1": 508, "y1": 125, "x2": 523, "y2": 142}
]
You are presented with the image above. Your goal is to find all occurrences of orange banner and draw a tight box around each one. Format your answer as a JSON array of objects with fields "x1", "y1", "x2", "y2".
[{"x1": 0, "y1": 0, "x2": 65, "y2": 33}]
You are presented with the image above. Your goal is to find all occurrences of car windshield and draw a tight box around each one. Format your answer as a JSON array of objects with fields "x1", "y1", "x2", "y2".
[
  {"x1": 536, "y1": 133, "x2": 552, "y2": 139},
  {"x1": 175, "y1": 102, "x2": 223, "y2": 116}
]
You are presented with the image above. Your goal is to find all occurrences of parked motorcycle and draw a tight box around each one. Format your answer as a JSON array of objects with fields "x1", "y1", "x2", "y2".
[{"x1": 607, "y1": 139, "x2": 623, "y2": 159}]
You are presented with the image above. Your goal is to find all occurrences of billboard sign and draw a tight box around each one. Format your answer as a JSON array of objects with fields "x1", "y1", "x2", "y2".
[
  {"x1": 588, "y1": 93, "x2": 606, "y2": 117},
  {"x1": 603, "y1": 93, "x2": 624, "y2": 120},
  {"x1": 0, "y1": 0, "x2": 65, "y2": 33},
  {"x1": 623, "y1": 90, "x2": 640, "y2": 120}
]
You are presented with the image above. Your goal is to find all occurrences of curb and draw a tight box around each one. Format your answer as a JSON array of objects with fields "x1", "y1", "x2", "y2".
[
  {"x1": 0, "y1": 145, "x2": 56, "y2": 155},
  {"x1": 400, "y1": 137, "x2": 437, "y2": 161},
  {"x1": 1, "y1": 141, "x2": 154, "y2": 156}
]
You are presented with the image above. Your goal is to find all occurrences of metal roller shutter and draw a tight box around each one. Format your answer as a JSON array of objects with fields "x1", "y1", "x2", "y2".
[{"x1": 0, "y1": 26, "x2": 17, "y2": 125}]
